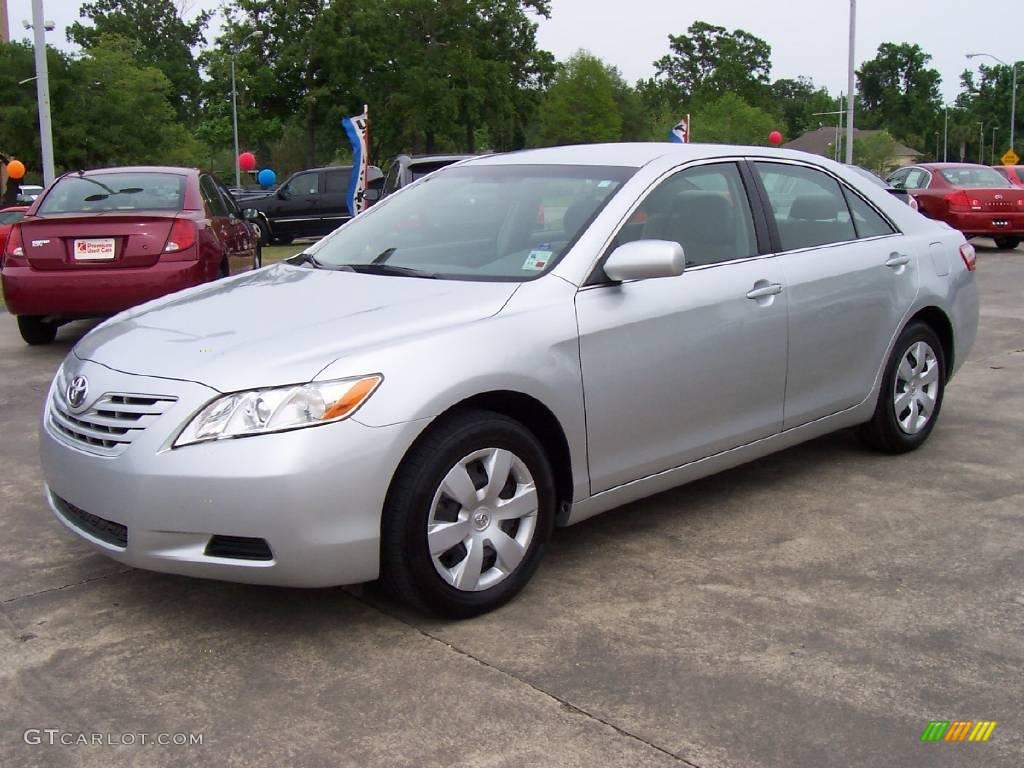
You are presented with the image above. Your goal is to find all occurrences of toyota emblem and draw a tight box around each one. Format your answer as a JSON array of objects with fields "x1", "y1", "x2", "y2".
[
  {"x1": 66, "y1": 376, "x2": 89, "y2": 409},
  {"x1": 995, "y1": 194, "x2": 1003, "y2": 200}
]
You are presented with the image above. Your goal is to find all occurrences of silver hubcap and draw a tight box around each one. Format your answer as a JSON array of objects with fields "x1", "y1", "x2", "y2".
[
  {"x1": 893, "y1": 340, "x2": 939, "y2": 435},
  {"x1": 427, "y1": 448, "x2": 538, "y2": 592}
]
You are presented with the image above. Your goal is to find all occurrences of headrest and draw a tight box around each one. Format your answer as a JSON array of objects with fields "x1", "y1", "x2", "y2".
[{"x1": 789, "y1": 194, "x2": 842, "y2": 221}]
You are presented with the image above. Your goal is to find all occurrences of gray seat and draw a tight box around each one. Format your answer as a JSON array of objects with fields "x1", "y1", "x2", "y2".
[
  {"x1": 783, "y1": 194, "x2": 856, "y2": 249},
  {"x1": 643, "y1": 191, "x2": 737, "y2": 266}
]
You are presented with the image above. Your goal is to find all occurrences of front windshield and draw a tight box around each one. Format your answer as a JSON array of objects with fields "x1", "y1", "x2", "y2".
[
  {"x1": 939, "y1": 167, "x2": 1013, "y2": 188},
  {"x1": 307, "y1": 164, "x2": 634, "y2": 280}
]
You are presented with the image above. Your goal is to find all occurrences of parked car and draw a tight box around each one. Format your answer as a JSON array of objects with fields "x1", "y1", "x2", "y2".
[
  {"x1": 246, "y1": 164, "x2": 382, "y2": 244},
  {"x1": 992, "y1": 165, "x2": 1024, "y2": 187},
  {"x1": 887, "y1": 162, "x2": 1024, "y2": 249},
  {"x1": 39, "y1": 144, "x2": 978, "y2": 617},
  {"x1": 16, "y1": 184, "x2": 44, "y2": 204},
  {"x1": 0, "y1": 205, "x2": 29, "y2": 256},
  {"x1": 1, "y1": 166, "x2": 260, "y2": 345},
  {"x1": 846, "y1": 165, "x2": 919, "y2": 210},
  {"x1": 365, "y1": 154, "x2": 475, "y2": 206}
]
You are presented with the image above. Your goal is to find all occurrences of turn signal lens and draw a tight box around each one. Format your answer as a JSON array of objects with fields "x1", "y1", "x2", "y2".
[
  {"x1": 959, "y1": 243, "x2": 976, "y2": 272},
  {"x1": 322, "y1": 377, "x2": 381, "y2": 420},
  {"x1": 163, "y1": 218, "x2": 197, "y2": 253},
  {"x1": 1, "y1": 223, "x2": 25, "y2": 268}
]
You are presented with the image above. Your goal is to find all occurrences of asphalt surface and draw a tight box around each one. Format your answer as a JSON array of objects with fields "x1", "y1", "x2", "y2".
[{"x1": 1, "y1": 244, "x2": 1021, "y2": 767}]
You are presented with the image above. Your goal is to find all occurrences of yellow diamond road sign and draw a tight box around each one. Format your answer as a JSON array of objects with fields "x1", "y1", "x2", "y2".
[{"x1": 1001, "y1": 149, "x2": 1019, "y2": 166}]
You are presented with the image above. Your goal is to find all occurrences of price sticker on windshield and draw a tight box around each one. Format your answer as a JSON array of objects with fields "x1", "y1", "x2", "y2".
[
  {"x1": 523, "y1": 249, "x2": 552, "y2": 271},
  {"x1": 74, "y1": 239, "x2": 116, "y2": 260}
]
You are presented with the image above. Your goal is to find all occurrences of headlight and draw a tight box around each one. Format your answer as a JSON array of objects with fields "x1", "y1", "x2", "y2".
[{"x1": 174, "y1": 374, "x2": 382, "y2": 447}]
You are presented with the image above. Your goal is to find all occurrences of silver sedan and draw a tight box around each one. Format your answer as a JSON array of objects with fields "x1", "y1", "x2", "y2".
[{"x1": 40, "y1": 144, "x2": 979, "y2": 617}]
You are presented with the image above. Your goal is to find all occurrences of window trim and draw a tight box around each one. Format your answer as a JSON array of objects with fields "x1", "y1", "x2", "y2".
[
  {"x1": 746, "y1": 158, "x2": 902, "y2": 256},
  {"x1": 199, "y1": 173, "x2": 229, "y2": 218},
  {"x1": 583, "y1": 157, "x2": 771, "y2": 286}
]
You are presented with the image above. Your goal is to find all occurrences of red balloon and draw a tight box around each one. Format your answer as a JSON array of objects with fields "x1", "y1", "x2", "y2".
[
  {"x1": 769, "y1": 131, "x2": 784, "y2": 146},
  {"x1": 238, "y1": 152, "x2": 257, "y2": 172}
]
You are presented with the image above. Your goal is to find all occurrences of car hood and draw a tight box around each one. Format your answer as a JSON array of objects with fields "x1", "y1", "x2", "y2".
[{"x1": 73, "y1": 263, "x2": 519, "y2": 392}]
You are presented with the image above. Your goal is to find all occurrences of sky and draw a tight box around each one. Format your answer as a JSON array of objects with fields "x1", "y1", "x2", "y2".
[{"x1": 5, "y1": 0, "x2": 1018, "y2": 106}]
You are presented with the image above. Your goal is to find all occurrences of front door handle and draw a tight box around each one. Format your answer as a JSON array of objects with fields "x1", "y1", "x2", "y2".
[
  {"x1": 746, "y1": 282, "x2": 783, "y2": 300},
  {"x1": 886, "y1": 253, "x2": 911, "y2": 268}
]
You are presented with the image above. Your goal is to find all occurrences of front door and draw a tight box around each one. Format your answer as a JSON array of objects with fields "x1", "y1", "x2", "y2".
[
  {"x1": 320, "y1": 168, "x2": 353, "y2": 235},
  {"x1": 576, "y1": 161, "x2": 789, "y2": 493},
  {"x1": 272, "y1": 170, "x2": 322, "y2": 238}
]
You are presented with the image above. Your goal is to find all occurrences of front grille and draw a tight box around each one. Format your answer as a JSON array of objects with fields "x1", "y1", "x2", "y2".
[
  {"x1": 49, "y1": 387, "x2": 177, "y2": 456},
  {"x1": 53, "y1": 496, "x2": 128, "y2": 548},
  {"x1": 205, "y1": 535, "x2": 274, "y2": 561}
]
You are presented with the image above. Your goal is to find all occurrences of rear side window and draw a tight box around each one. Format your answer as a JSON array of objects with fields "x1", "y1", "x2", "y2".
[
  {"x1": 200, "y1": 175, "x2": 228, "y2": 217},
  {"x1": 843, "y1": 189, "x2": 896, "y2": 238},
  {"x1": 324, "y1": 170, "x2": 351, "y2": 194},
  {"x1": 755, "y1": 163, "x2": 856, "y2": 251},
  {"x1": 0, "y1": 210, "x2": 25, "y2": 224},
  {"x1": 37, "y1": 173, "x2": 185, "y2": 214},
  {"x1": 284, "y1": 171, "x2": 320, "y2": 196}
]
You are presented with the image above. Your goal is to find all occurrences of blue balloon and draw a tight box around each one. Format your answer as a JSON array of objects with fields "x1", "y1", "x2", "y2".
[{"x1": 257, "y1": 169, "x2": 277, "y2": 188}]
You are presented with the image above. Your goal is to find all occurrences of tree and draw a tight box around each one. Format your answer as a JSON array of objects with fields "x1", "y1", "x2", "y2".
[
  {"x1": 856, "y1": 43, "x2": 941, "y2": 150},
  {"x1": 531, "y1": 51, "x2": 622, "y2": 147},
  {"x1": 689, "y1": 93, "x2": 775, "y2": 146},
  {"x1": 68, "y1": 0, "x2": 211, "y2": 124},
  {"x1": 957, "y1": 64, "x2": 1019, "y2": 157},
  {"x1": 853, "y1": 131, "x2": 898, "y2": 174},
  {"x1": 770, "y1": 77, "x2": 837, "y2": 141},
  {"x1": 653, "y1": 22, "x2": 772, "y2": 108}
]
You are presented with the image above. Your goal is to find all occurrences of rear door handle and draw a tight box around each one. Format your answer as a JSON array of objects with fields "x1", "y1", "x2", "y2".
[
  {"x1": 886, "y1": 253, "x2": 911, "y2": 268},
  {"x1": 746, "y1": 283, "x2": 783, "y2": 300}
]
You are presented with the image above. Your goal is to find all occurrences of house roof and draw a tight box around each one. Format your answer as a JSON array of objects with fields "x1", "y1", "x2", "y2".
[{"x1": 783, "y1": 127, "x2": 921, "y2": 158}]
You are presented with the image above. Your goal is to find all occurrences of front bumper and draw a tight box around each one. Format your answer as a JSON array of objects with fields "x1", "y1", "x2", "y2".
[
  {"x1": 40, "y1": 359, "x2": 427, "y2": 587},
  {"x1": 2, "y1": 260, "x2": 206, "y2": 317}
]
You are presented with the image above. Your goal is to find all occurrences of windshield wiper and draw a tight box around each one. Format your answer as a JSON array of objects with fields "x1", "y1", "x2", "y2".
[
  {"x1": 287, "y1": 251, "x2": 334, "y2": 269},
  {"x1": 345, "y1": 263, "x2": 440, "y2": 279}
]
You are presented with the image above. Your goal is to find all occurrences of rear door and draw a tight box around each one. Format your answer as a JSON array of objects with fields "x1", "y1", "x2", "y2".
[
  {"x1": 214, "y1": 177, "x2": 256, "y2": 273},
  {"x1": 320, "y1": 168, "x2": 352, "y2": 235},
  {"x1": 199, "y1": 174, "x2": 234, "y2": 271},
  {"x1": 752, "y1": 161, "x2": 918, "y2": 428}
]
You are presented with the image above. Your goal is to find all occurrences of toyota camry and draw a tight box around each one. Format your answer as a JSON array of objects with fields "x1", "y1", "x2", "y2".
[{"x1": 40, "y1": 144, "x2": 979, "y2": 617}]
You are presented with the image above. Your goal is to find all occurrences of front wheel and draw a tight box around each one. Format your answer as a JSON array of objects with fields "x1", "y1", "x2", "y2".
[
  {"x1": 381, "y1": 410, "x2": 556, "y2": 618},
  {"x1": 17, "y1": 315, "x2": 57, "y2": 345},
  {"x1": 860, "y1": 322, "x2": 945, "y2": 453},
  {"x1": 993, "y1": 236, "x2": 1020, "y2": 250}
]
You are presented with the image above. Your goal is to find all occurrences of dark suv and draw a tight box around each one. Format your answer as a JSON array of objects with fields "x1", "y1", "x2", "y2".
[
  {"x1": 365, "y1": 155, "x2": 473, "y2": 206},
  {"x1": 248, "y1": 164, "x2": 382, "y2": 244}
]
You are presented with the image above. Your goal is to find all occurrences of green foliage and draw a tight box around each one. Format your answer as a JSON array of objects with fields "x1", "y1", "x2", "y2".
[
  {"x1": 68, "y1": 0, "x2": 211, "y2": 124},
  {"x1": 690, "y1": 93, "x2": 776, "y2": 146},
  {"x1": 531, "y1": 51, "x2": 622, "y2": 146},
  {"x1": 856, "y1": 43, "x2": 941, "y2": 151},
  {"x1": 853, "y1": 131, "x2": 898, "y2": 174},
  {"x1": 770, "y1": 78, "x2": 837, "y2": 141}
]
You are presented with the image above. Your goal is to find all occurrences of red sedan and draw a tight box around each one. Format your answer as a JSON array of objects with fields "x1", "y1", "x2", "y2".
[
  {"x1": 887, "y1": 162, "x2": 1024, "y2": 250},
  {"x1": 0, "y1": 206, "x2": 29, "y2": 258},
  {"x1": 993, "y1": 165, "x2": 1024, "y2": 187},
  {"x1": 1, "y1": 167, "x2": 260, "y2": 344}
]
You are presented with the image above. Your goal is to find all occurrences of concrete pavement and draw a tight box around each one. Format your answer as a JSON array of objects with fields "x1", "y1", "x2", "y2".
[{"x1": 1, "y1": 246, "x2": 1021, "y2": 767}]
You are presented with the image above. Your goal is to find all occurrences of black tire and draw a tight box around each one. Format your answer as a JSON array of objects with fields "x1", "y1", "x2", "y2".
[
  {"x1": 381, "y1": 409, "x2": 556, "y2": 618},
  {"x1": 860, "y1": 322, "x2": 945, "y2": 454},
  {"x1": 257, "y1": 220, "x2": 271, "y2": 246},
  {"x1": 993, "y1": 236, "x2": 1020, "y2": 250},
  {"x1": 272, "y1": 234, "x2": 293, "y2": 246},
  {"x1": 17, "y1": 315, "x2": 57, "y2": 346}
]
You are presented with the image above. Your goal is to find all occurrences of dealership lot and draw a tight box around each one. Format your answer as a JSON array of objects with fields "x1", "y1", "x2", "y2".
[{"x1": 1, "y1": 246, "x2": 1021, "y2": 767}]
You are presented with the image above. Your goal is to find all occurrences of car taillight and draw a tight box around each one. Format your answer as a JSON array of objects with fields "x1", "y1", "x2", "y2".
[
  {"x1": 2, "y1": 223, "x2": 25, "y2": 268},
  {"x1": 163, "y1": 219, "x2": 197, "y2": 253},
  {"x1": 959, "y1": 243, "x2": 976, "y2": 272},
  {"x1": 908, "y1": 195, "x2": 919, "y2": 212},
  {"x1": 945, "y1": 190, "x2": 981, "y2": 212}
]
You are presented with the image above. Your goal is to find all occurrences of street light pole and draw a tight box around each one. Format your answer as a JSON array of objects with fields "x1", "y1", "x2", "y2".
[
  {"x1": 966, "y1": 52, "x2": 1020, "y2": 158},
  {"x1": 230, "y1": 31, "x2": 263, "y2": 189},
  {"x1": 943, "y1": 106, "x2": 949, "y2": 162},
  {"x1": 978, "y1": 121, "x2": 984, "y2": 164},
  {"x1": 845, "y1": 0, "x2": 856, "y2": 165},
  {"x1": 30, "y1": 0, "x2": 55, "y2": 185},
  {"x1": 991, "y1": 126, "x2": 998, "y2": 164}
]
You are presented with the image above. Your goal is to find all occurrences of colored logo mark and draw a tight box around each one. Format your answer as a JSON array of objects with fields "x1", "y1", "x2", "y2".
[{"x1": 920, "y1": 720, "x2": 997, "y2": 742}]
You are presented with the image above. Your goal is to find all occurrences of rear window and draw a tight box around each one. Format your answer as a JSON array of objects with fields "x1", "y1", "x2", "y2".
[
  {"x1": 37, "y1": 173, "x2": 186, "y2": 214},
  {"x1": 0, "y1": 210, "x2": 25, "y2": 224},
  {"x1": 938, "y1": 167, "x2": 1013, "y2": 188}
]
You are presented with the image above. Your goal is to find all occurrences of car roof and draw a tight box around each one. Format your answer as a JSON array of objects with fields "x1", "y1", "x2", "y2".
[{"x1": 464, "y1": 142, "x2": 846, "y2": 169}]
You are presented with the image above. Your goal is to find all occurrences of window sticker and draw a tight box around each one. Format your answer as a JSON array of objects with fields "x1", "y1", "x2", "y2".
[{"x1": 522, "y1": 249, "x2": 552, "y2": 271}]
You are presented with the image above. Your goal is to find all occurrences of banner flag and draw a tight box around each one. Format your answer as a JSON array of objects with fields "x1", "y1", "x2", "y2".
[
  {"x1": 669, "y1": 114, "x2": 691, "y2": 144},
  {"x1": 342, "y1": 106, "x2": 370, "y2": 216}
]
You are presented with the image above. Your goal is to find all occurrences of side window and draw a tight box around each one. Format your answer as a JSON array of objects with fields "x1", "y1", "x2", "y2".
[
  {"x1": 614, "y1": 162, "x2": 757, "y2": 267},
  {"x1": 215, "y1": 178, "x2": 240, "y2": 216},
  {"x1": 843, "y1": 188, "x2": 896, "y2": 239},
  {"x1": 903, "y1": 169, "x2": 928, "y2": 190},
  {"x1": 755, "y1": 163, "x2": 856, "y2": 251},
  {"x1": 200, "y1": 175, "x2": 228, "y2": 217},
  {"x1": 383, "y1": 162, "x2": 402, "y2": 195},
  {"x1": 283, "y1": 171, "x2": 320, "y2": 197},
  {"x1": 887, "y1": 169, "x2": 909, "y2": 189},
  {"x1": 324, "y1": 170, "x2": 351, "y2": 194}
]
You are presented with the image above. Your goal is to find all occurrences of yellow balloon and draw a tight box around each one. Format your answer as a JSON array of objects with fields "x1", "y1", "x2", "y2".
[{"x1": 7, "y1": 160, "x2": 26, "y2": 180}]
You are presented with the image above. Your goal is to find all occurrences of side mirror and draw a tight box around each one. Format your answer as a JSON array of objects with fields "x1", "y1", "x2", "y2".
[
  {"x1": 603, "y1": 240, "x2": 686, "y2": 282},
  {"x1": 242, "y1": 208, "x2": 259, "y2": 221},
  {"x1": 276, "y1": 187, "x2": 290, "y2": 200},
  {"x1": 363, "y1": 187, "x2": 382, "y2": 204}
]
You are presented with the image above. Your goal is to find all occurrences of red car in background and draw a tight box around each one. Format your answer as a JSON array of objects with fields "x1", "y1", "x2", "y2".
[
  {"x1": 887, "y1": 163, "x2": 1024, "y2": 250},
  {"x1": 993, "y1": 165, "x2": 1024, "y2": 187},
  {"x1": 1, "y1": 167, "x2": 260, "y2": 345},
  {"x1": 0, "y1": 206, "x2": 29, "y2": 257}
]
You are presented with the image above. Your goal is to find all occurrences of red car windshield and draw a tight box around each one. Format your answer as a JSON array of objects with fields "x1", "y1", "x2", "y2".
[
  {"x1": 37, "y1": 173, "x2": 186, "y2": 214},
  {"x1": 938, "y1": 167, "x2": 1013, "y2": 188}
]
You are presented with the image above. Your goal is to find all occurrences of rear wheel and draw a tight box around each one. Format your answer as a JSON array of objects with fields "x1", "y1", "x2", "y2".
[
  {"x1": 381, "y1": 410, "x2": 556, "y2": 618},
  {"x1": 17, "y1": 315, "x2": 57, "y2": 345},
  {"x1": 860, "y1": 322, "x2": 945, "y2": 453},
  {"x1": 993, "y1": 236, "x2": 1020, "y2": 250},
  {"x1": 272, "y1": 234, "x2": 293, "y2": 246},
  {"x1": 257, "y1": 220, "x2": 271, "y2": 246}
]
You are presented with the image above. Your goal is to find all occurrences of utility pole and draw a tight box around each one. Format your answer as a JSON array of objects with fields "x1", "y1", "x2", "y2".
[
  {"x1": 30, "y1": 0, "x2": 55, "y2": 185},
  {"x1": 1, "y1": 0, "x2": 10, "y2": 44},
  {"x1": 943, "y1": 106, "x2": 949, "y2": 162},
  {"x1": 845, "y1": 0, "x2": 856, "y2": 165}
]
